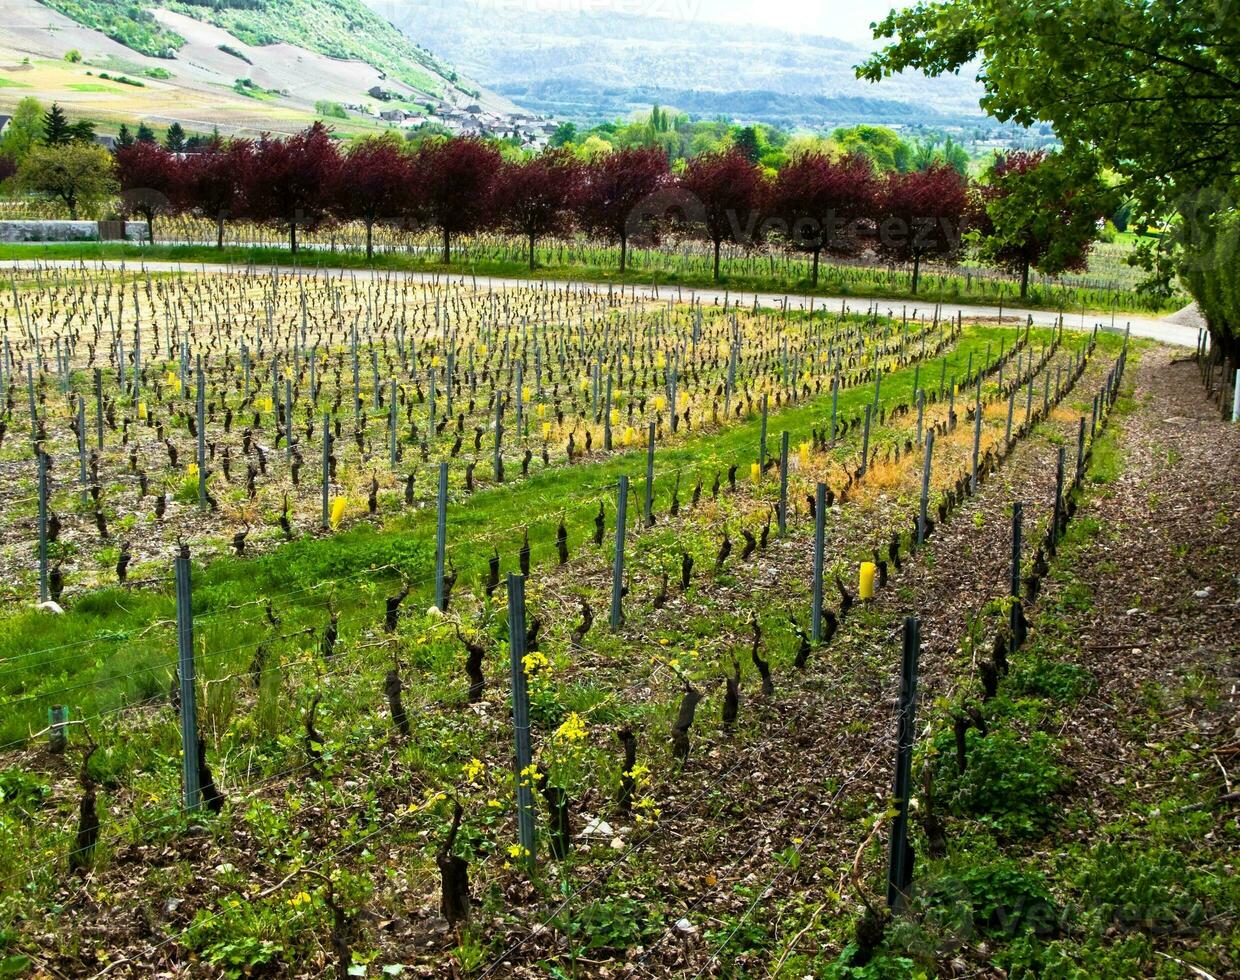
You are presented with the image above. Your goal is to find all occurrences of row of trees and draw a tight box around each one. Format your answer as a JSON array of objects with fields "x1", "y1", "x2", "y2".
[
  {"x1": 109, "y1": 126, "x2": 1105, "y2": 294},
  {"x1": 547, "y1": 110, "x2": 979, "y2": 175},
  {"x1": 860, "y1": 0, "x2": 1236, "y2": 353}
]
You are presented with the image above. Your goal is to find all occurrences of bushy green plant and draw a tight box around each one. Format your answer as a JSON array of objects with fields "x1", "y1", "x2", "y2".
[
  {"x1": 923, "y1": 858, "x2": 1059, "y2": 936},
  {"x1": 821, "y1": 949, "x2": 919, "y2": 979},
  {"x1": 554, "y1": 894, "x2": 665, "y2": 955},
  {"x1": 315, "y1": 100, "x2": 348, "y2": 119},
  {"x1": 934, "y1": 727, "x2": 1068, "y2": 836},
  {"x1": 1009, "y1": 655, "x2": 1095, "y2": 703},
  {"x1": 997, "y1": 932, "x2": 1170, "y2": 980},
  {"x1": 0, "y1": 769, "x2": 49, "y2": 810},
  {"x1": 1071, "y1": 843, "x2": 1211, "y2": 935},
  {"x1": 218, "y1": 43, "x2": 252, "y2": 64}
]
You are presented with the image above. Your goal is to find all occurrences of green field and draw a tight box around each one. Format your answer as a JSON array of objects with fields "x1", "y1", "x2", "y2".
[{"x1": 0, "y1": 238, "x2": 1187, "y2": 316}]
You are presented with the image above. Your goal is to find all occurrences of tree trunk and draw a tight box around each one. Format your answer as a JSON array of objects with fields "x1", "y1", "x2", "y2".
[
  {"x1": 1206, "y1": 329, "x2": 1239, "y2": 365},
  {"x1": 365, "y1": 218, "x2": 374, "y2": 261},
  {"x1": 911, "y1": 251, "x2": 921, "y2": 295},
  {"x1": 1020, "y1": 260, "x2": 1030, "y2": 299},
  {"x1": 619, "y1": 232, "x2": 627, "y2": 274},
  {"x1": 529, "y1": 232, "x2": 536, "y2": 270},
  {"x1": 713, "y1": 239, "x2": 721, "y2": 281},
  {"x1": 67, "y1": 196, "x2": 77, "y2": 221},
  {"x1": 442, "y1": 226, "x2": 451, "y2": 264},
  {"x1": 290, "y1": 219, "x2": 298, "y2": 255},
  {"x1": 811, "y1": 247, "x2": 821, "y2": 288},
  {"x1": 216, "y1": 216, "x2": 225, "y2": 249},
  {"x1": 147, "y1": 211, "x2": 156, "y2": 246}
]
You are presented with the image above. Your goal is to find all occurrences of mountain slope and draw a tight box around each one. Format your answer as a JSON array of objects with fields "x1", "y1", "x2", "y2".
[
  {"x1": 0, "y1": 0, "x2": 517, "y2": 137},
  {"x1": 367, "y1": 0, "x2": 992, "y2": 129},
  {"x1": 37, "y1": 0, "x2": 469, "y2": 99}
]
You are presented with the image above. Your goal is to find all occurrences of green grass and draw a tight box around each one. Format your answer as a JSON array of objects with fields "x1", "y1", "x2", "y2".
[
  {"x1": 232, "y1": 78, "x2": 278, "y2": 100},
  {"x1": 0, "y1": 78, "x2": 32, "y2": 89},
  {"x1": 0, "y1": 321, "x2": 1028, "y2": 742},
  {"x1": 0, "y1": 241, "x2": 1183, "y2": 316},
  {"x1": 862, "y1": 373, "x2": 1239, "y2": 980}
]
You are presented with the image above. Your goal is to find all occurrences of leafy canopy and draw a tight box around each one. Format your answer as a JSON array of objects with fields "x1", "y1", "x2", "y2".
[
  {"x1": 858, "y1": 0, "x2": 1240, "y2": 349},
  {"x1": 971, "y1": 150, "x2": 1114, "y2": 289},
  {"x1": 858, "y1": 0, "x2": 1239, "y2": 209},
  {"x1": 16, "y1": 142, "x2": 117, "y2": 219}
]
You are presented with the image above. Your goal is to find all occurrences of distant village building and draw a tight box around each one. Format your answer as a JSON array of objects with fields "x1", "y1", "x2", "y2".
[{"x1": 0, "y1": 115, "x2": 11, "y2": 137}]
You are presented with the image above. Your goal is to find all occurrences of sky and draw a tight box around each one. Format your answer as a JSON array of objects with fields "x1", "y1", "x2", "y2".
[{"x1": 433, "y1": 0, "x2": 899, "y2": 44}]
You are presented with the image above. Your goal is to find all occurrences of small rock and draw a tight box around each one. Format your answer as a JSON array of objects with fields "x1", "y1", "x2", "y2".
[
  {"x1": 610, "y1": 837, "x2": 625, "y2": 851},
  {"x1": 581, "y1": 816, "x2": 613, "y2": 837},
  {"x1": 675, "y1": 917, "x2": 696, "y2": 935},
  {"x1": 1193, "y1": 588, "x2": 1211, "y2": 599},
  {"x1": 426, "y1": 605, "x2": 443, "y2": 617},
  {"x1": 36, "y1": 601, "x2": 64, "y2": 615}
]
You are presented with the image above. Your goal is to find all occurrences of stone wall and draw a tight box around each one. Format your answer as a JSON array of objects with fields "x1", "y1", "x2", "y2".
[{"x1": 0, "y1": 220, "x2": 150, "y2": 243}]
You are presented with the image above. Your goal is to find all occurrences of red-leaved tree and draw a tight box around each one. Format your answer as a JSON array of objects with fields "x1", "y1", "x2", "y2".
[
  {"x1": 114, "y1": 141, "x2": 183, "y2": 244},
  {"x1": 245, "y1": 123, "x2": 340, "y2": 253},
  {"x1": 676, "y1": 149, "x2": 767, "y2": 281},
  {"x1": 181, "y1": 138, "x2": 252, "y2": 248},
  {"x1": 0, "y1": 156, "x2": 18, "y2": 187},
  {"x1": 335, "y1": 135, "x2": 417, "y2": 260},
  {"x1": 875, "y1": 163, "x2": 970, "y2": 294},
  {"x1": 578, "y1": 146, "x2": 669, "y2": 274},
  {"x1": 769, "y1": 152, "x2": 878, "y2": 287},
  {"x1": 491, "y1": 149, "x2": 582, "y2": 270},
  {"x1": 971, "y1": 150, "x2": 1111, "y2": 298},
  {"x1": 413, "y1": 136, "x2": 501, "y2": 264}
]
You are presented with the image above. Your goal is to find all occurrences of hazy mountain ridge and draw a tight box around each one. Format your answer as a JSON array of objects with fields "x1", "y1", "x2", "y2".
[
  {"x1": 36, "y1": 0, "x2": 478, "y2": 101},
  {"x1": 0, "y1": 0, "x2": 523, "y2": 137},
  {"x1": 365, "y1": 0, "x2": 991, "y2": 128}
]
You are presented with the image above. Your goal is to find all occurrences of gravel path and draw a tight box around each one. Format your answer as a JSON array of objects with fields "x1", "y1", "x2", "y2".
[{"x1": 0, "y1": 257, "x2": 1201, "y2": 348}]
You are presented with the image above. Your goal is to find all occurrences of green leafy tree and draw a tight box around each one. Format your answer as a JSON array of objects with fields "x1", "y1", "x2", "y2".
[
  {"x1": 16, "y1": 142, "x2": 117, "y2": 219},
  {"x1": 136, "y1": 123, "x2": 157, "y2": 145},
  {"x1": 69, "y1": 120, "x2": 96, "y2": 144},
  {"x1": 912, "y1": 137, "x2": 970, "y2": 175},
  {"x1": 858, "y1": 0, "x2": 1240, "y2": 353},
  {"x1": 164, "y1": 122, "x2": 186, "y2": 152},
  {"x1": 549, "y1": 122, "x2": 577, "y2": 148},
  {"x1": 42, "y1": 104, "x2": 73, "y2": 146},
  {"x1": 731, "y1": 126, "x2": 763, "y2": 164},
  {"x1": 831, "y1": 125, "x2": 912, "y2": 172},
  {"x1": 116, "y1": 124, "x2": 134, "y2": 149},
  {"x1": 403, "y1": 121, "x2": 451, "y2": 149},
  {"x1": 0, "y1": 97, "x2": 45, "y2": 163},
  {"x1": 940, "y1": 138, "x2": 970, "y2": 175},
  {"x1": 911, "y1": 139, "x2": 938, "y2": 172}
]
